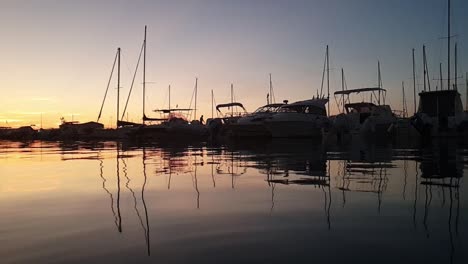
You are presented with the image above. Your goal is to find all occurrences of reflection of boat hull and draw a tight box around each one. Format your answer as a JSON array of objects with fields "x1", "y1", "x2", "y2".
[
  {"x1": 334, "y1": 112, "x2": 396, "y2": 136},
  {"x1": 134, "y1": 123, "x2": 208, "y2": 140},
  {"x1": 226, "y1": 123, "x2": 271, "y2": 138},
  {"x1": 265, "y1": 121, "x2": 323, "y2": 138}
]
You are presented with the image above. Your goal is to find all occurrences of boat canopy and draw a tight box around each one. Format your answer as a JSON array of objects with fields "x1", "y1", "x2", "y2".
[
  {"x1": 153, "y1": 108, "x2": 193, "y2": 113},
  {"x1": 253, "y1": 103, "x2": 285, "y2": 113},
  {"x1": 143, "y1": 114, "x2": 167, "y2": 122},
  {"x1": 334, "y1": 87, "x2": 385, "y2": 95},
  {"x1": 216, "y1": 102, "x2": 246, "y2": 112},
  {"x1": 282, "y1": 98, "x2": 328, "y2": 109}
]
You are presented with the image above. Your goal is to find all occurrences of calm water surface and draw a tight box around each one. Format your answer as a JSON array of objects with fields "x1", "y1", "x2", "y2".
[{"x1": 0, "y1": 139, "x2": 466, "y2": 264}]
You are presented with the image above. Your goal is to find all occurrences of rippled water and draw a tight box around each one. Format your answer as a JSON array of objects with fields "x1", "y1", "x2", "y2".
[{"x1": 0, "y1": 139, "x2": 466, "y2": 264}]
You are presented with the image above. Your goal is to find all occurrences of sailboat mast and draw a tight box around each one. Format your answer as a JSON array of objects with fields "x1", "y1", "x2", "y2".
[
  {"x1": 423, "y1": 45, "x2": 427, "y2": 92},
  {"x1": 269, "y1": 73, "x2": 273, "y2": 104},
  {"x1": 168, "y1": 85, "x2": 171, "y2": 110},
  {"x1": 440, "y1": 63, "x2": 443, "y2": 91},
  {"x1": 402, "y1": 81, "x2": 407, "y2": 118},
  {"x1": 466, "y1": 72, "x2": 468, "y2": 111},
  {"x1": 211, "y1": 89, "x2": 214, "y2": 119},
  {"x1": 378, "y1": 60, "x2": 381, "y2": 105},
  {"x1": 326, "y1": 45, "x2": 330, "y2": 115},
  {"x1": 231, "y1": 83, "x2": 234, "y2": 117},
  {"x1": 454, "y1": 42, "x2": 457, "y2": 90},
  {"x1": 447, "y1": 0, "x2": 451, "y2": 91},
  {"x1": 341, "y1": 68, "x2": 345, "y2": 113},
  {"x1": 143, "y1": 26, "x2": 147, "y2": 121},
  {"x1": 412, "y1": 49, "x2": 416, "y2": 114},
  {"x1": 194, "y1": 78, "x2": 198, "y2": 120},
  {"x1": 117, "y1": 47, "x2": 121, "y2": 128}
]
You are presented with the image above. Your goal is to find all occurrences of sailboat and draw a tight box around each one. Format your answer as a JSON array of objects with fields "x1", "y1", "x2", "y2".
[
  {"x1": 410, "y1": 0, "x2": 468, "y2": 138},
  {"x1": 125, "y1": 27, "x2": 208, "y2": 140}
]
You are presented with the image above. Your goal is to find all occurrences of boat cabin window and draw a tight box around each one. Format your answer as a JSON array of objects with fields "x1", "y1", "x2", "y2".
[{"x1": 279, "y1": 105, "x2": 326, "y2": 115}]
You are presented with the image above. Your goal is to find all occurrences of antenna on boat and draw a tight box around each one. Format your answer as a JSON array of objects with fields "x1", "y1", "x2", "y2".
[
  {"x1": 194, "y1": 77, "x2": 198, "y2": 120},
  {"x1": 412, "y1": 49, "x2": 416, "y2": 114},
  {"x1": 143, "y1": 25, "x2": 147, "y2": 122},
  {"x1": 117, "y1": 47, "x2": 121, "y2": 128}
]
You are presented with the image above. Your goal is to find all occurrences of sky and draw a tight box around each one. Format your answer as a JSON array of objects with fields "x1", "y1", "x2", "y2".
[{"x1": 0, "y1": 0, "x2": 467, "y2": 128}]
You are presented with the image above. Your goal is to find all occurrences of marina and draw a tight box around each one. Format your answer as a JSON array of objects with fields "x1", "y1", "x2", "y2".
[{"x1": 1, "y1": 0, "x2": 468, "y2": 263}]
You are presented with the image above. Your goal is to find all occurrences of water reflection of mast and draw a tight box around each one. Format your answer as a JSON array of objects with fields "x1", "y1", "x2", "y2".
[
  {"x1": 122, "y1": 151, "x2": 150, "y2": 256},
  {"x1": 99, "y1": 155, "x2": 119, "y2": 230},
  {"x1": 116, "y1": 146, "x2": 122, "y2": 232},
  {"x1": 192, "y1": 154, "x2": 200, "y2": 209},
  {"x1": 321, "y1": 160, "x2": 331, "y2": 230},
  {"x1": 413, "y1": 160, "x2": 418, "y2": 229},
  {"x1": 142, "y1": 148, "x2": 151, "y2": 256}
]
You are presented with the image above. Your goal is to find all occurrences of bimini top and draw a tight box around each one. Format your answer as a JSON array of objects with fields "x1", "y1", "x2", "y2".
[
  {"x1": 334, "y1": 87, "x2": 386, "y2": 95},
  {"x1": 216, "y1": 102, "x2": 246, "y2": 112},
  {"x1": 283, "y1": 98, "x2": 328, "y2": 109},
  {"x1": 153, "y1": 108, "x2": 193, "y2": 113}
]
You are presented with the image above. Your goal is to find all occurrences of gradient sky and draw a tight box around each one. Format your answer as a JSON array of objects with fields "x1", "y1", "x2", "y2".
[{"x1": 1, "y1": 0, "x2": 467, "y2": 128}]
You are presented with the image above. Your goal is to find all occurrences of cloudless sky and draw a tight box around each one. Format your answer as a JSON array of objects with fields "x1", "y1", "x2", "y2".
[{"x1": 0, "y1": 0, "x2": 467, "y2": 128}]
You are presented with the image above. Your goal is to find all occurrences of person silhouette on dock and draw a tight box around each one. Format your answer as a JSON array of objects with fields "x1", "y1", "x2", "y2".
[{"x1": 199, "y1": 115, "x2": 204, "y2": 125}]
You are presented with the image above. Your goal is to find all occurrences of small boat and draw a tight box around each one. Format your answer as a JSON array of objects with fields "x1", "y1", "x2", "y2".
[
  {"x1": 263, "y1": 98, "x2": 330, "y2": 138},
  {"x1": 207, "y1": 102, "x2": 248, "y2": 138},
  {"x1": 333, "y1": 87, "x2": 397, "y2": 137},
  {"x1": 411, "y1": 89, "x2": 468, "y2": 137},
  {"x1": 227, "y1": 103, "x2": 285, "y2": 138}
]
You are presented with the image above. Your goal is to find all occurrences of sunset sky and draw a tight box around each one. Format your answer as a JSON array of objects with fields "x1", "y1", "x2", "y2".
[{"x1": 1, "y1": 0, "x2": 467, "y2": 128}]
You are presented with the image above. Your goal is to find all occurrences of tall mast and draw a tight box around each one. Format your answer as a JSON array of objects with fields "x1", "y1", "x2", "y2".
[
  {"x1": 423, "y1": 45, "x2": 427, "y2": 92},
  {"x1": 117, "y1": 47, "x2": 121, "y2": 127},
  {"x1": 143, "y1": 26, "x2": 147, "y2": 121},
  {"x1": 447, "y1": 0, "x2": 451, "y2": 91},
  {"x1": 402, "y1": 81, "x2": 407, "y2": 118},
  {"x1": 231, "y1": 83, "x2": 234, "y2": 117},
  {"x1": 412, "y1": 49, "x2": 416, "y2": 114},
  {"x1": 168, "y1": 85, "x2": 171, "y2": 110},
  {"x1": 269, "y1": 73, "x2": 273, "y2": 104},
  {"x1": 378, "y1": 60, "x2": 382, "y2": 105},
  {"x1": 454, "y1": 42, "x2": 457, "y2": 90},
  {"x1": 341, "y1": 68, "x2": 345, "y2": 113},
  {"x1": 440, "y1": 63, "x2": 443, "y2": 91},
  {"x1": 211, "y1": 89, "x2": 214, "y2": 119},
  {"x1": 466, "y1": 72, "x2": 468, "y2": 111},
  {"x1": 326, "y1": 45, "x2": 330, "y2": 115},
  {"x1": 194, "y1": 77, "x2": 198, "y2": 120}
]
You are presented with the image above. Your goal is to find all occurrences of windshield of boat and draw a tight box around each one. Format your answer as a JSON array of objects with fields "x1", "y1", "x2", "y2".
[
  {"x1": 278, "y1": 105, "x2": 326, "y2": 115},
  {"x1": 253, "y1": 105, "x2": 282, "y2": 113}
]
